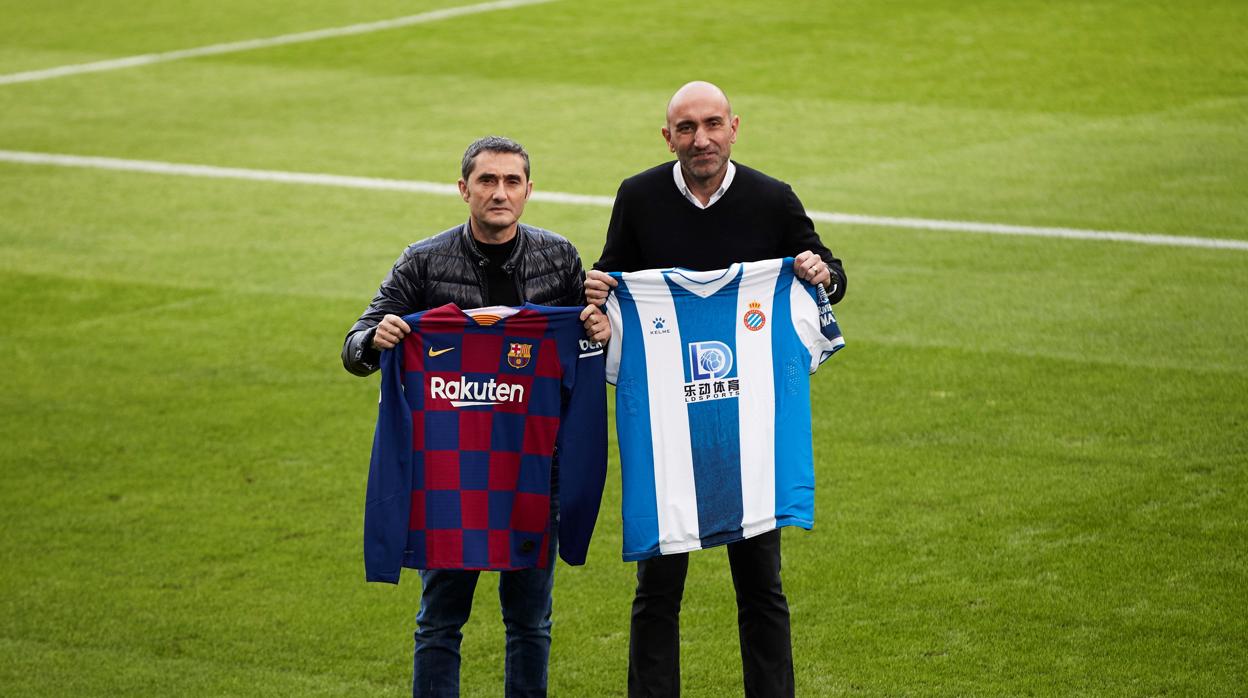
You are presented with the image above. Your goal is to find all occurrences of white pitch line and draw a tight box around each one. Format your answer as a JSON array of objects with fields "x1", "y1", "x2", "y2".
[
  {"x1": 807, "y1": 212, "x2": 1248, "y2": 251},
  {"x1": 0, "y1": 150, "x2": 461, "y2": 196},
  {"x1": 0, "y1": 0, "x2": 556, "y2": 86},
  {"x1": 1, "y1": 149, "x2": 1245, "y2": 252}
]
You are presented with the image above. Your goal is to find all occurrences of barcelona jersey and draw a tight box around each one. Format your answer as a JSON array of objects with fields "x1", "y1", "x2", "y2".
[{"x1": 364, "y1": 303, "x2": 607, "y2": 582}]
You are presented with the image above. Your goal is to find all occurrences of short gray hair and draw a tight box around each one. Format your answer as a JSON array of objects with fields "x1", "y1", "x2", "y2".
[{"x1": 461, "y1": 136, "x2": 530, "y2": 181}]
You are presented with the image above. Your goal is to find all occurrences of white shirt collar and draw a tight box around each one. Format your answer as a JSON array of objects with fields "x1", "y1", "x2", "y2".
[{"x1": 672, "y1": 160, "x2": 735, "y2": 209}]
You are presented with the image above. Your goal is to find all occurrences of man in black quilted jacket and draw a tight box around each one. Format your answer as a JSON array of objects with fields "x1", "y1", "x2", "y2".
[{"x1": 343, "y1": 136, "x2": 609, "y2": 697}]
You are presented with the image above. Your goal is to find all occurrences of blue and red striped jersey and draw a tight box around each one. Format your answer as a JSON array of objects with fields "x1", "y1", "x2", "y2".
[{"x1": 364, "y1": 303, "x2": 607, "y2": 583}]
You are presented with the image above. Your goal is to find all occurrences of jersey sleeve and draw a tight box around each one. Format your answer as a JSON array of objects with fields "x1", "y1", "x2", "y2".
[
  {"x1": 363, "y1": 342, "x2": 416, "y2": 584},
  {"x1": 603, "y1": 272, "x2": 626, "y2": 385},
  {"x1": 789, "y1": 272, "x2": 845, "y2": 373},
  {"x1": 554, "y1": 324, "x2": 608, "y2": 566}
]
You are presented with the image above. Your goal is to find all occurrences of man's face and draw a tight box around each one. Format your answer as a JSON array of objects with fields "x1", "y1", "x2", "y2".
[
  {"x1": 458, "y1": 151, "x2": 531, "y2": 237},
  {"x1": 662, "y1": 90, "x2": 739, "y2": 183}
]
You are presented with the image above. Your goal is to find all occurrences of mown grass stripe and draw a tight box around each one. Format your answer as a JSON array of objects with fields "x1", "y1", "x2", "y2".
[{"x1": 0, "y1": 0, "x2": 557, "y2": 86}]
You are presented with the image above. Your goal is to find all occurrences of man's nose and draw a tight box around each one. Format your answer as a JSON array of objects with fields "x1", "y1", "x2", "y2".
[
  {"x1": 694, "y1": 127, "x2": 710, "y2": 148},
  {"x1": 491, "y1": 184, "x2": 508, "y2": 200}
]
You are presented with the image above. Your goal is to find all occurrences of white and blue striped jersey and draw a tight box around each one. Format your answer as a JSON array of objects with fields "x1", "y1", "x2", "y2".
[{"x1": 603, "y1": 258, "x2": 844, "y2": 560}]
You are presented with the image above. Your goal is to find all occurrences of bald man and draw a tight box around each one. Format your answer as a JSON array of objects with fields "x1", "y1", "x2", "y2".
[{"x1": 585, "y1": 82, "x2": 847, "y2": 697}]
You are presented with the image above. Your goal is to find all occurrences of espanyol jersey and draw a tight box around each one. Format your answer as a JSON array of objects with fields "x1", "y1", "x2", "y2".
[
  {"x1": 603, "y1": 258, "x2": 843, "y2": 560},
  {"x1": 364, "y1": 303, "x2": 607, "y2": 583}
]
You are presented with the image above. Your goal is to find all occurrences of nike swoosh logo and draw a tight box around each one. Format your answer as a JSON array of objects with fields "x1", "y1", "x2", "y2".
[{"x1": 427, "y1": 346, "x2": 455, "y2": 357}]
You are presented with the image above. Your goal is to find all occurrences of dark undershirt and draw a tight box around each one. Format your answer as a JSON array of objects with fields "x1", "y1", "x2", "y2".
[{"x1": 477, "y1": 236, "x2": 520, "y2": 307}]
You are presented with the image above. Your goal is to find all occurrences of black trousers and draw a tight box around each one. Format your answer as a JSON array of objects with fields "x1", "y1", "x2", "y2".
[{"x1": 627, "y1": 529, "x2": 794, "y2": 697}]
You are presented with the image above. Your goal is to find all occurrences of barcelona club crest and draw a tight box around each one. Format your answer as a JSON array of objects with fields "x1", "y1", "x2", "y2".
[
  {"x1": 743, "y1": 301, "x2": 766, "y2": 332},
  {"x1": 507, "y1": 342, "x2": 532, "y2": 369}
]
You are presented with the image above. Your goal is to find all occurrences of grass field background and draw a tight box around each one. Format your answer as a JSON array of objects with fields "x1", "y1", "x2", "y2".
[{"x1": 1, "y1": 1, "x2": 1245, "y2": 695}]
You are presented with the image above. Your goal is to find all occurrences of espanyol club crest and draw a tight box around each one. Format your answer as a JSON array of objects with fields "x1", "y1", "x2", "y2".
[
  {"x1": 743, "y1": 301, "x2": 766, "y2": 331},
  {"x1": 507, "y1": 342, "x2": 532, "y2": 369}
]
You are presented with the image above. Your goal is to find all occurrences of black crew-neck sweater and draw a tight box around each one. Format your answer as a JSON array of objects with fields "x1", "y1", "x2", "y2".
[
  {"x1": 476, "y1": 235, "x2": 520, "y2": 307},
  {"x1": 594, "y1": 161, "x2": 845, "y2": 303}
]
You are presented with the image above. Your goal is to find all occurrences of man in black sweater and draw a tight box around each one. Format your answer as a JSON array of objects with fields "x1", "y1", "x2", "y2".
[{"x1": 585, "y1": 81, "x2": 847, "y2": 698}]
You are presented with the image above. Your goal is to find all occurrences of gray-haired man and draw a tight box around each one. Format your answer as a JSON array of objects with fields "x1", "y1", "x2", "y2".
[{"x1": 343, "y1": 136, "x2": 609, "y2": 697}]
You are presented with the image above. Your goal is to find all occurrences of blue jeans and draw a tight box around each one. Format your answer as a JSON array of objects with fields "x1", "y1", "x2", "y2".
[{"x1": 412, "y1": 530, "x2": 557, "y2": 697}]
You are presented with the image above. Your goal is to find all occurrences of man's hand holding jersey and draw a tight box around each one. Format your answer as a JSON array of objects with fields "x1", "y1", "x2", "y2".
[
  {"x1": 372, "y1": 314, "x2": 411, "y2": 350},
  {"x1": 584, "y1": 269, "x2": 617, "y2": 307},
  {"x1": 792, "y1": 250, "x2": 833, "y2": 289},
  {"x1": 580, "y1": 304, "x2": 611, "y2": 343}
]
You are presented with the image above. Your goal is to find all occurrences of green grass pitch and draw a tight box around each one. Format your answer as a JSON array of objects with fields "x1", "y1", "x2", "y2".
[{"x1": 1, "y1": 1, "x2": 1245, "y2": 695}]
